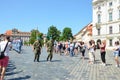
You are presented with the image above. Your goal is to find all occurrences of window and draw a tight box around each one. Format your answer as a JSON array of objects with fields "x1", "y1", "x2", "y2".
[
  {"x1": 109, "y1": 39, "x2": 112, "y2": 46},
  {"x1": 98, "y1": 6, "x2": 101, "y2": 10},
  {"x1": 98, "y1": 14, "x2": 101, "y2": 23},
  {"x1": 109, "y1": 26, "x2": 112, "y2": 34},
  {"x1": 109, "y1": 12, "x2": 112, "y2": 21},
  {"x1": 98, "y1": 28, "x2": 100, "y2": 35},
  {"x1": 109, "y1": 2, "x2": 112, "y2": 7},
  {"x1": 119, "y1": 25, "x2": 120, "y2": 32},
  {"x1": 119, "y1": 10, "x2": 120, "y2": 19}
]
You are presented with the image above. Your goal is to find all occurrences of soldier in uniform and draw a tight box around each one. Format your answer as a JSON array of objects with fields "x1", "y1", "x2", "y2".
[
  {"x1": 46, "y1": 38, "x2": 54, "y2": 61},
  {"x1": 33, "y1": 38, "x2": 42, "y2": 62}
]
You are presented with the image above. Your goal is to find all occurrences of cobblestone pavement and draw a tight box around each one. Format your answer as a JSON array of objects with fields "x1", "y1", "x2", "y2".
[{"x1": 4, "y1": 46, "x2": 120, "y2": 80}]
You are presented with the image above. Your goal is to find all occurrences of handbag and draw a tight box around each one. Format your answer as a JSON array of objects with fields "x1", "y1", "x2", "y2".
[{"x1": 0, "y1": 42, "x2": 8, "y2": 59}]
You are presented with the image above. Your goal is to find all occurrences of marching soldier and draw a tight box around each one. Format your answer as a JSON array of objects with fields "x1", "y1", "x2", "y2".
[
  {"x1": 46, "y1": 38, "x2": 54, "y2": 61},
  {"x1": 33, "y1": 38, "x2": 42, "y2": 62}
]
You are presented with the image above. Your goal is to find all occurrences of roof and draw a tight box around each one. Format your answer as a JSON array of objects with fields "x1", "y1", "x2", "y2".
[{"x1": 74, "y1": 23, "x2": 92, "y2": 37}]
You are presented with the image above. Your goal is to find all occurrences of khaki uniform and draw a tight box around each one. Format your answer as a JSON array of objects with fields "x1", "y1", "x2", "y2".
[
  {"x1": 33, "y1": 40, "x2": 42, "y2": 62},
  {"x1": 46, "y1": 39, "x2": 54, "y2": 61}
]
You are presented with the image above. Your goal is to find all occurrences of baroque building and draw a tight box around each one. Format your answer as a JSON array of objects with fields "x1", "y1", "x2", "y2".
[
  {"x1": 74, "y1": 23, "x2": 92, "y2": 43},
  {"x1": 5, "y1": 28, "x2": 31, "y2": 43},
  {"x1": 92, "y1": 0, "x2": 120, "y2": 49}
]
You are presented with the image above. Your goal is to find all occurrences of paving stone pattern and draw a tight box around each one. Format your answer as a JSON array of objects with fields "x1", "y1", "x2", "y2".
[{"x1": 4, "y1": 46, "x2": 120, "y2": 80}]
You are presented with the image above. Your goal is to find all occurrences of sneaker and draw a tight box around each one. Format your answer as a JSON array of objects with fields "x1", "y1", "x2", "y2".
[
  {"x1": 100, "y1": 63, "x2": 106, "y2": 66},
  {"x1": 115, "y1": 65, "x2": 119, "y2": 67}
]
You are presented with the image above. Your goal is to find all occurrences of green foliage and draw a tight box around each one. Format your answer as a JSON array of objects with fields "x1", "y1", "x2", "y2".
[
  {"x1": 29, "y1": 37, "x2": 35, "y2": 44},
  {"x1": 24, "y1": 41, "x2": 30, "y2": 46},
  {"x1": 29, "y1": 26, "x2": 73, "y2": 44},
  {"x1": 47, "y1": 25, "x2": 61, "y2": 41},
  {"x1": 29, "y1": 29, "x2": 44, "y2": 45},
  {"x1": 62, "y1": 27, "x2": 73, "y2": 41}
]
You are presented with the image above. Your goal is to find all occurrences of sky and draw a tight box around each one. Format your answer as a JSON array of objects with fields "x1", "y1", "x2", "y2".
[{"x1": 0, "y1": 0, "x2": 92, "y2": 35}]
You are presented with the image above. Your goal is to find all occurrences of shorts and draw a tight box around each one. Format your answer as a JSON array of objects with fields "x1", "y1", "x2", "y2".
[
  {"x1": 113, "y1": 51, "x2": 119, "y2": 57},
  {"x1": 0, "y1": 56, "x2": 9, "y2": 67}
]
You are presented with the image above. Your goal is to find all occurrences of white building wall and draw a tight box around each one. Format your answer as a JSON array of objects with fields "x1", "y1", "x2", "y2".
[{"x1": 92, "y1": 0, "x2": 120, "y2": 49}]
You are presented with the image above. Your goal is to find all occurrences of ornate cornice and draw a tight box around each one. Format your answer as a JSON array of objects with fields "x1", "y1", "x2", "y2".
[
  {"x1": 96, "y1": 11, "x2": 102, "y2": 14},
  {"x1": 92, "y1": 0, "x2": 106, "y2": 6},
  {"x1": 95, "y1": 19, "x2": 120, "y2": 26},
  {"x1": 108, "y1": 8, "x2": 113, "y2": 12}
]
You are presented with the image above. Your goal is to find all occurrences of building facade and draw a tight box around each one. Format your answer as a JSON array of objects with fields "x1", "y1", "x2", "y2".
[
  {"x1": 74, "y1": 23, "x2": 92, "y2": 43},
  {"x1": 5, "y1": 28, "x2": 31, "y2": 44},
  {"x1": 92, "y1": 0, "x2": 120, "y2": 49}
]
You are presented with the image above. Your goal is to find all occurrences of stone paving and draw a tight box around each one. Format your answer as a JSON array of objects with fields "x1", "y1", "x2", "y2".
[{"x1": 4, "y1": 46, "x2": 120, "y2": 80}]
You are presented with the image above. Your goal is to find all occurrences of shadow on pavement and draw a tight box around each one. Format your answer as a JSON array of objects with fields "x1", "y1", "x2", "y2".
[
  {"x1": 39, "y1": 60, "x2": 61, "y2": 62},
  {"x1": 39, "y1": 60, "x2": 48, "y2": 62},
  {"x1": 84, "y1": 57, "x2": 89, "y2": 60},
  {"x1": 5, "y1": 60, "x2": 31, "y2": 80},
  {"x1": 50, "y1": 60, "x2": 61, "y2": 62},
  {"x1": 106, "y1": 64, "x2": 112, "y2": 66},
  {"x1": 6, "y1": 60, "x2": 18, "y2": 76},
  {"x1": 7, "y1": 75, "x2": 31, "y2": 80}
]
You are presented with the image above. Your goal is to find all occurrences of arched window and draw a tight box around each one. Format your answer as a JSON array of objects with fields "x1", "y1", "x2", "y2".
[{"x1": 98, "y1": 14, "x2": 101, "y2": 23}]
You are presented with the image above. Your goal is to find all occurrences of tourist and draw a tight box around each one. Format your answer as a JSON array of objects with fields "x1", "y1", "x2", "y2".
[
  {"x1": 80, "y1": 42, "x2": 86, "y2": 60},
  {"x1": 113, "y1": 41, "x2": 120, "y2": 67},
  {"x1": 0, "y1": 36, "x2": 11, "y2": 80},
  {"x1": 98, "y1": 40, "x2": 106, "y2": 66},
  {"x1": 88, "y1": 40, "x2": 96, "y2": 64}
]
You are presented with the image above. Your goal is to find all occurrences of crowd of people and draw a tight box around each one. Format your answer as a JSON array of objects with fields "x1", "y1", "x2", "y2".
[
  {"x1": 0, "y1": 35, "x2": 120, "y2": 80},
  {"x1": 12, "y1": 38, "x2": 23, "y2": 53},
  {"x1": 51, "y1": 39, "x2": 120, "y2": 67},
  {"x1": 52, "y1": 40, "x2": 96, "y2": 63}
]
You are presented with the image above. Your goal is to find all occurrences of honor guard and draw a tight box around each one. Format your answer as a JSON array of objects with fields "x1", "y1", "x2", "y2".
[
  {"x1": 33, "y1": 38, "x2": 42, "y2": 62},
  {"x1": 46, "y1": 38, "x2": 54, "y2": 61}
]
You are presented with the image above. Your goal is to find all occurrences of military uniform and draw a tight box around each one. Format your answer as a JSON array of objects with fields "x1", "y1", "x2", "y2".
[
  {"x1": 46, "y1": 39, "x2": 54, "y2": 61},
  {"x1": 33, "y1": 40, "x2": 42, "y2": 62}
]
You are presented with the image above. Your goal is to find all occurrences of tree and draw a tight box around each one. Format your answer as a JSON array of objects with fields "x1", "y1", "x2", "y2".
[
  {"x1": 47, "y1": 25, "x2": 61, "y2": 41},
  {"x1": 29, "y1": 29, "x2": 43, "y2": 45},
  {"x1": 62, "y1": 27, "x2": 73, "y2": 41}
]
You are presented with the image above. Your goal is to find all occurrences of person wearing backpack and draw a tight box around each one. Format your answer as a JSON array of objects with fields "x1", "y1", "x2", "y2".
[
  {"x1": 80, "y1": 42, "x2": 86, "y2": 60},
  {"x1": 0, "y1": 36, "x2": 11, "y2": 80}
]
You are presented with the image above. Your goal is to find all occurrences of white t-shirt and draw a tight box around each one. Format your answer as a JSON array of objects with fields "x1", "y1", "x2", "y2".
[
  {"x1": 70, "y1": 43, "x2": 74, "y2": 50},
  {"x1": 0, "y1": 41, "x2": 11, "y2": 56}
]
